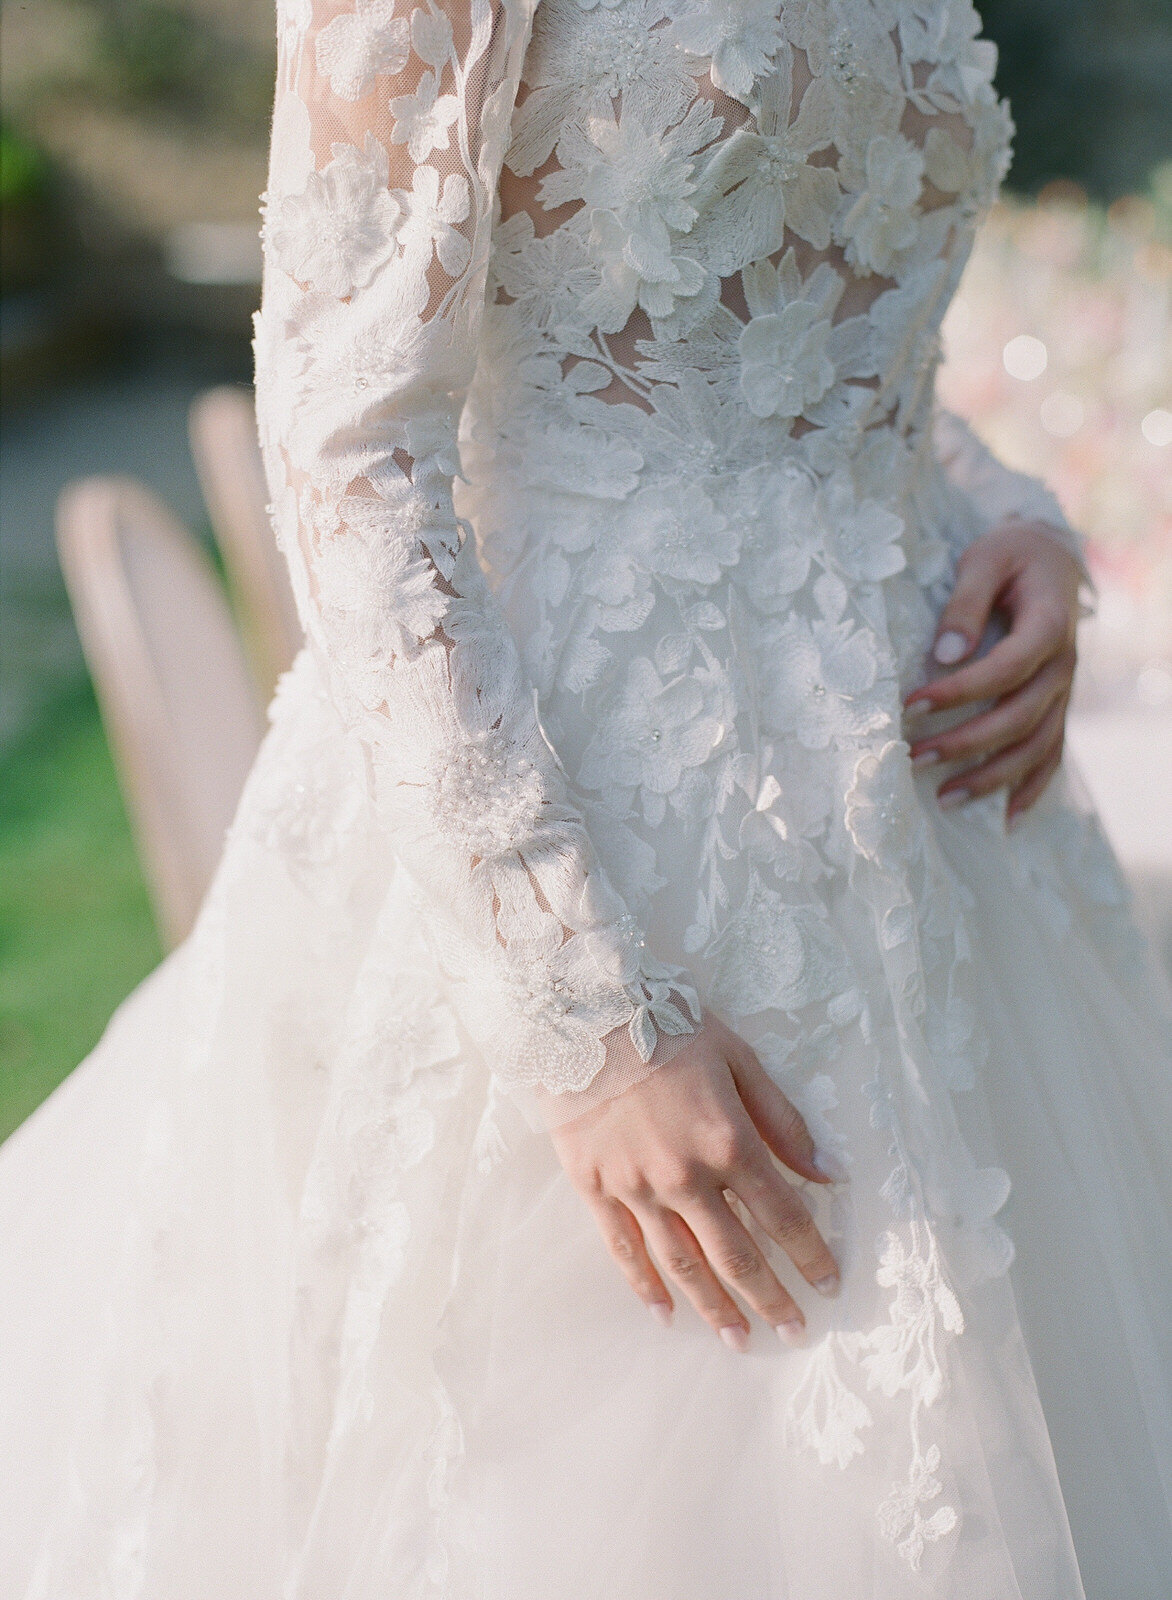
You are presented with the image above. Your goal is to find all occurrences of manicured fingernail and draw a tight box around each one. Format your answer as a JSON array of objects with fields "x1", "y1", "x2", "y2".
[
  {"x1": 813, "y1": 1273, "x2": 840, "y2": 1299},
  {"x1": 911, "y1": 749, "x2": 940, "y2": 769},
  {"x1": 937, "y1": 787, "x2": 970, "y2": 810},
  {"x1": 813, "y1": 1148, "x2": 849, "y2": 1183},
  {"x1": 720, "y1": 1324, "x2": 750, "y2": 1352},
  {"x1": 776, "y1": 1319, "x2": 806, "y2": 1347},
  {"x1": 904, "y1": 697, "x2": 931, "y2": 719},
  {"x1": 933, "y1": 629, "x2": 969, "y2": 665},
  {"x1": 649, "y1": 1302, "x2": 673, "y2": 1328}
]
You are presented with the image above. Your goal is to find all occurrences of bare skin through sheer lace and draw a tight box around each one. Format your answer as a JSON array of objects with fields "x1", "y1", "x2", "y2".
[{"x1": 498, "y1": 25, "x2": 979, "y2": 414}]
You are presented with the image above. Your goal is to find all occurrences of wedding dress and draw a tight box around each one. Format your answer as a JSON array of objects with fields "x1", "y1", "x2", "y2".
[{"x1": 3, "y1": 1, "x2": 1171, "y2": 1595}]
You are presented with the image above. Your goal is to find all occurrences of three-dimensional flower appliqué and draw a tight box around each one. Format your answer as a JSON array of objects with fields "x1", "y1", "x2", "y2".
[
  {"x1": 662, "y1": 0, "x2": 786, "y2": 101},
  {"x1": 844, "y1": 740, "x2": 922, "y2": 871},
  {"x1": 314, "y1": 0, "x2": 409, "y2": 102},
  {"x1": 761, "y1": 614, "x2": 885, "y2": 750},
  {"x1": 736, "y1": 251, "x2": 855, "y2": 422},
  {"x1": 818, "y1": 474, "x2": 908, "y2": 583},
  {"x1": 541, "y1": 100, "x2": 722, "y2": 326},
  {"x1": 429, "y1": 728, "x2": 550, "y2": 863},
  {"x1": 266, "y1": 134, "x2": 404, "y2": 297},
  {"x1": 691, "y1": 66, "x2": 841, "y2": 271},
  {"x1": 578, "y1": 656, "x2": 724, "y2": 820},
  {"x1": 619, "y1": 483, "x2": 740, "y2": 586},
  {"x1": 836, "y1": 133, "x2": 925, "y2": 276},
  {"x1": 738, "y1": 302, "x2": 837, "y2": 420}
]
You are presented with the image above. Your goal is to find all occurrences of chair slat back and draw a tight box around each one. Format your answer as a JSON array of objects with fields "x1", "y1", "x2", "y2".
[
  {"x1": 189, "y1": 386, "x2": 302, "y2": 701},
  {"x1": 56, "y1": 476, "x2": 265, "y2": 947}
]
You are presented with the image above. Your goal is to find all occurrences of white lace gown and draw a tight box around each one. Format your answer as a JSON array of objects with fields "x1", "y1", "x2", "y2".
[{"x1": 2, "y1": 2, "x2": 1170, "y2": 1595}]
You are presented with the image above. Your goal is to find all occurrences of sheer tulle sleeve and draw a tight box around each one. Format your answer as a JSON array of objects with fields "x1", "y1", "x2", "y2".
[
  {"x1": 253, "y1": 0, "x2": 700, "y2": 1106},
  {"x1": 933, "y1": 407, "x2": 1097, "y2": 613}
]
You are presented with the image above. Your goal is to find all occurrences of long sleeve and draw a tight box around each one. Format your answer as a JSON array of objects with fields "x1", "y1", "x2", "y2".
[
  {"x1": 253, "y1": 0, "x2": 699, "y2": 1102},
  {"x1": 933, "y1": 407, "x2": 1097, "y2": 612}
]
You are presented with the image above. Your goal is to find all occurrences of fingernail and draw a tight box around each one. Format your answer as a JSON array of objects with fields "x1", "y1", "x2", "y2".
[
  {"x1": 776, "y1": 1319, "x2": 806, "y2": 1347},
  {"x1": 911, "y1": 749, "x2": 940, "y2": 769},
  {"x1": 813, "y1": 1148, "x2": 849, "y2": 1183},
  {"x1": 813, "y1": 1273, "x2": 840, "y2": 1299},
  {"x1": 937, "y1": 788, "x2": 970, "y2": 810},
  {"x1": 720, "y1": 1324, "x2": 750, "y2": 1353},
  {"x1": 904, "y1": 697, "x2": 931, "y2": 719},
  {"x1": 648, "y1": 1302, "x2": 673, "y2": 1328},
  {"x1": 933, "y1": 630, "x2": 969, "y2": 665}
]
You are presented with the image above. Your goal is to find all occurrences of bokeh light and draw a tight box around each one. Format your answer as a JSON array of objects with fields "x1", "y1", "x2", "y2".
[
  {"x1": 1003, "y1": 334, "x2": 1049, "y2": 381},
  {"x1": 1141, "y1": 408, "x2": 1172, "y2": 447}
]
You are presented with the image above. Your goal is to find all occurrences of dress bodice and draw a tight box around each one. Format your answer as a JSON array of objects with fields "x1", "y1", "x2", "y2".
[
  {"x1": 491, "y1": 0, "x2": 1011, "y2": 441},
  {"x1": 460, "y1": 0, "x2": 1021, "y2": 730}
]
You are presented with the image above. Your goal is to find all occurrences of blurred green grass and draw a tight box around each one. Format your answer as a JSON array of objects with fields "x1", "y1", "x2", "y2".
[{"x1": 0, "y1": 682, "x2": 161, "y2": 1141}]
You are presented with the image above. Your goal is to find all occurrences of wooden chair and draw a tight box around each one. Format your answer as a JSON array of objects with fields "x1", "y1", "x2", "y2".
[
  {"x1": 188, "y1": 386, "x2": 302, "y2": 702},
  {"x1": 55, "y1": 477, "x2": 266, "y2": 948}
]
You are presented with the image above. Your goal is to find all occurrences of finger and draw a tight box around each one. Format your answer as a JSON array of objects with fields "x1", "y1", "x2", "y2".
[
  {"x1": 907, "y1": 600, "x2": 1068, "y2": 715},
  {"x1": 636, "y1": 1203, "x2": 749, "y2": 1348},
  {"x1": 728, "y1": 1048, "x2": 828, "y2": 1185},
  {"x1": 937, "y1": 698, "x2": 1067, "y2": 806},
  {"x1": 586, "y1": 1194, "x2": 674, "y2": 1325},
  {"x1": 728, "y1": 1152, "x2": 841, "y2": 1296},
  {"x1": 927, "y1": 536, "x2": 1016, "y2": 668},
  {"x1": 1007, "y1": 744, "x2": 1065, "y2": 824},
  {"x1": 681, "y1": 1191, "x2": 808, "y2": 1345},
  {"x1": 910, "y1": 651, "x2": 1072, "y2": 768}
]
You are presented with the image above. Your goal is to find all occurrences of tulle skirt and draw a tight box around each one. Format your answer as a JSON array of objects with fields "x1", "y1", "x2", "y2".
[{"x1": 2, "y1": 648, "x2": 1170, "y2": 1600}]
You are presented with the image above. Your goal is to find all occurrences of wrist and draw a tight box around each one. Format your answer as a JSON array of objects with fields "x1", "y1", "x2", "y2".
[
  {"x1": 994, "y1": 516, "x2": 1098, "y2": 617},
  {"x1": 522, "y1": 991, "x2": 704, "y2": 1133}
]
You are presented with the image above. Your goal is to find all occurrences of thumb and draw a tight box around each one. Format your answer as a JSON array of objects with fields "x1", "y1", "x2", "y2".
[
  {"x1": 731, "y1": 1050, "x2": 829, "y2": 1186},
  {"x1": 932, "y1": 537, "x2": 1015, "y2": 666}
]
